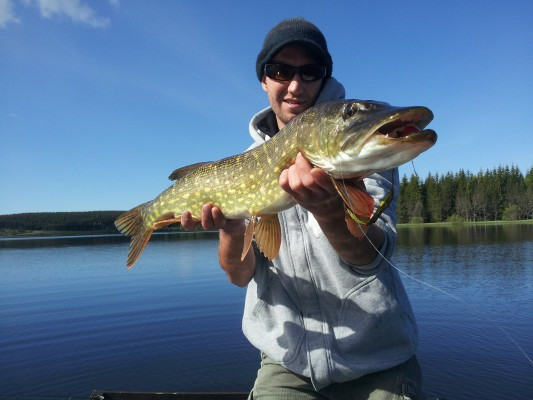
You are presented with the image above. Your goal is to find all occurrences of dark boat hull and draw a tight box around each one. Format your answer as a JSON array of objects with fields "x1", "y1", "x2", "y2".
[{"x1": 89, "y1": 391, "x2": 248, "y2": 400}]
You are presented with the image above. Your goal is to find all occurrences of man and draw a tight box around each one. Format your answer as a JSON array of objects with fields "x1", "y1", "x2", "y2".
[{"x1": 181, "y1": 18, "x2": 426, "y2": 399}]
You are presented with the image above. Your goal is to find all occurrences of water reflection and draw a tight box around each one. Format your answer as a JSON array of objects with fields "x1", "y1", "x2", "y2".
[
  {"x1": 397, "y1": 223, "x2": 533, "y2": 247},
  {"x1": 395, "y1": 224, "x2": 533, "y2": 285}
]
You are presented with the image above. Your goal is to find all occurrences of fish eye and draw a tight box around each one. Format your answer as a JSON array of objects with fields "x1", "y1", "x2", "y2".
[{"x1": 342, "y1": 103, "x2": 358, "y2": 120}]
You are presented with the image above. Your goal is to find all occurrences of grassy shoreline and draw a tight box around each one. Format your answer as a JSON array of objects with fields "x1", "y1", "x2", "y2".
[{"x1": 2, "y1": 220, "x2": 531, "y2": 238}]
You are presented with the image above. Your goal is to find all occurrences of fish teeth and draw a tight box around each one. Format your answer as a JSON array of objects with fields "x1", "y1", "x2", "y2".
[{"x1": 388, "y1": 130, "x2": 401, "y2": 139}]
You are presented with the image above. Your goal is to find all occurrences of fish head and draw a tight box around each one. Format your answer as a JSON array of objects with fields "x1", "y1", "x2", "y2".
[{"x1": 296, "y1": 99, "x2": 437, "y2": 179}]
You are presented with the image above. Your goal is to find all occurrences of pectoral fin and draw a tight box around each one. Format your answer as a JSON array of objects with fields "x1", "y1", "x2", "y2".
[
  {"x1": 331, "y1": 178, "x2": 374, "y2": 223},
  {"x1": 241, "y1": 215, "x2": 256, "y2": 261},
  {"x1": 344, "y1": 210, "x2": 368, "y2": 240},
  {"x1": 255, "y1": 214, "x2": 281, "y2": 260},
  {"x1": 333, "y1": 178, "x2": 395, "y2": 240}
]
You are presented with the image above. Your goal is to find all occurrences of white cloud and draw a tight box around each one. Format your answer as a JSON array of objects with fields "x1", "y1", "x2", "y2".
[
  {"x1": 23, "y1": 0, "x2": 110, "y2": 28},
  {"x1": 1, "y1": 0, "x2": 115, "y2": 29},
  {"x1": 0, "y1": 0, "x2": 20, "y2": 28}
]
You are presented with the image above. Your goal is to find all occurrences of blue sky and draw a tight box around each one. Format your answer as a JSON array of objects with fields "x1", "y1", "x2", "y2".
[{"x1": 1, "y1": 0, "x2": 532, "y2": 214}]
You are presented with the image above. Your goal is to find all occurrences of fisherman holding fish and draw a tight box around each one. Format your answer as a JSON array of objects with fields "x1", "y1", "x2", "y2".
[
  {"x1": 116, "y1": 16, "x2": 435, "y2": 400},
  {"x1": 180, "y1": 18, "x2": 427, "y2": 400}
]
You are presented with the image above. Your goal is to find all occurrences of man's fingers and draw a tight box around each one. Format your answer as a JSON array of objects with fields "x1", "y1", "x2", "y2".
[
  {"x1": 287, "y1": 163, "x2": 304, "y2": 193},
  {"x1": 310, "y1": 167, "x2": 336, "y2": 194},
  {"x1": 279, "y1": 169, "x2": 290, "y2": 192},
  {"x1": 279, "y1": 153, "x2": 332, "y2": 200},
  {"x1": 181, "y1": 205, "x2": 245, "y2": 233},
  {"x1": 201, "y1": 204, "x2": 215, "y2": 230},
  {"x1": 296, "y1": 153, "x2": 333, "y2": 193},
  {"x1": 181, "y1": 210, "x2": 199, "y2": 231},
  {"x1": 211, "y1": 206, "x2": 226, "y2": 229}
]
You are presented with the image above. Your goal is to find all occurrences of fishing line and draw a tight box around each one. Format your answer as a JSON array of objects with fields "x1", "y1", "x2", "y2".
[
  {"x1": 411, "y1": 161, "x2": 419, "y2": 177},
  {"x1": 336, "y1": 162, "x2": 533, "y2": 368}
]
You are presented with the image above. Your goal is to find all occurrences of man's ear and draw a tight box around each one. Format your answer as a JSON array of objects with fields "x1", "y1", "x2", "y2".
[{"x1": 261, "y1": 76, "x2": 268, "y2": 92}]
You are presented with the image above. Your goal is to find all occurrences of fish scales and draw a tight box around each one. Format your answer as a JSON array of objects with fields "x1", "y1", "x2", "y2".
[
  {"x1": 115, "y1": 99, "x2": 437, "y2": 268},
  {"x1": 145, "y1": 125, "x2": 299, "y2": 224}
]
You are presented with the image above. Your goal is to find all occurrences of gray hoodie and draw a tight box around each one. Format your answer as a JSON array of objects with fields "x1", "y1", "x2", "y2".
[{"x1": 242, "y1": 78, "x2": 418, "y2": 390}]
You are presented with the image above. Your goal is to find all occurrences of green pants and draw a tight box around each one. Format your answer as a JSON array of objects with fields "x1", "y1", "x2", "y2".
[{"x1": 249, "y1": 353, "x2": 426, "y2": 400}]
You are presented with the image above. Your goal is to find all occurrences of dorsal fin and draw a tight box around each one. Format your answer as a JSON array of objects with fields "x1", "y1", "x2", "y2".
[{"x1": 168, "y1": 162, "x2": 212, "y2": 181}]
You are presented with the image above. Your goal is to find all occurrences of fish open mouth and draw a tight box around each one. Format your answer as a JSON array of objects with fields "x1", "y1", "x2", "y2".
[
  {"x1": 377, "y1": 121, "x2": 422, "y2": 139},
  {"x1": 373, "y1": 108, "x2": 436, "y2": 142},
  {"x1": 341, "y1": 106, "x2": 437, "y2": 155}
]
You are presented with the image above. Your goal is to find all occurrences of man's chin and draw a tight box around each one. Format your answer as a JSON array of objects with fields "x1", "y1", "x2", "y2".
[
  {"x1": 283, "y1": 105, "x2": 307, "y2": 120},
  {"x1": 279, "y1": 112, "x2": 298, "y2": 127}
]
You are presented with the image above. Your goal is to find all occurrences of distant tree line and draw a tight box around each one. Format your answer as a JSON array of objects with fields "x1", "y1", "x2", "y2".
[
  {"x1": 398, "y1": 165, "x2": 533, "y2": 223},
  {"x1": 0, "y1": 211, "x2": 125, "y2": 233},
  {"x1": 0, "y1": 210, "x2": 190, "y2": 235}
]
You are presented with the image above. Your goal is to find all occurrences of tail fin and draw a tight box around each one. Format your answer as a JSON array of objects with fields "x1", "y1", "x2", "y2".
[{"x1": 115, "y1": 202, "x2": 153, "y2": 269}]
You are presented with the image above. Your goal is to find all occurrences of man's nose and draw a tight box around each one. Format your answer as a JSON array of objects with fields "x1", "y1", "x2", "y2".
[{"x1": 287, "y1": 74, "x2": 304, "y2": 94}]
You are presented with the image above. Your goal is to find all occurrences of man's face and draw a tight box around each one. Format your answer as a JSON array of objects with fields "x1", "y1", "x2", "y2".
[{"x1": 261, "y1": 45, "x2": 324, "y2": 130}]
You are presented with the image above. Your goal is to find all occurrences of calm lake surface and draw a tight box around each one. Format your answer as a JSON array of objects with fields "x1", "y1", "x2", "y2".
[{"x1": 1, "y1": 224, "x2": 532, "y2": 400}]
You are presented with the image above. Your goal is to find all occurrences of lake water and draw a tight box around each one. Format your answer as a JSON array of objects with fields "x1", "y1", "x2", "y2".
[{"x1": 1, "y1": 225, "x2": 532, "y2": 400}]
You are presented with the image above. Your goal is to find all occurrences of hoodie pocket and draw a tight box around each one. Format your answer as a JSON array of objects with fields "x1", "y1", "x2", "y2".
[{"x1": 334, "y1": 270, "x2": 417, "y2": 364}]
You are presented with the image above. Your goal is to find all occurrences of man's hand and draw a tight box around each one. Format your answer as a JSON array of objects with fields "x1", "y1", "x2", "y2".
[
  {"x1": 279, "y1": 152, "x2": 384, "y2": 266},
  {"x1": 180, "y1": 204, "x2": 243, "y2": 233},
  {"x1": 279, "y1": 152, "x2": 344, "y2": 220}
]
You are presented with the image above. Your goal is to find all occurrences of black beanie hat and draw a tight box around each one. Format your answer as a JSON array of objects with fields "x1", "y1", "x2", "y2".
[{"x1": 256, "y1": 17, "x2": 333, "y2": 81}]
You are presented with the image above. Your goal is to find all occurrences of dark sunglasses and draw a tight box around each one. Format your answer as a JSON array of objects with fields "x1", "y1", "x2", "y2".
[{"x1": 264, "y1": 63, "x2": 326, "y2": 82}]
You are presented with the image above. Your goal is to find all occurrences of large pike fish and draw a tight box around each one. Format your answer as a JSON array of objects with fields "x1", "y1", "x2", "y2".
[{"x1": 116, "y1": 99, "x2": 437, "y2": 268}]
